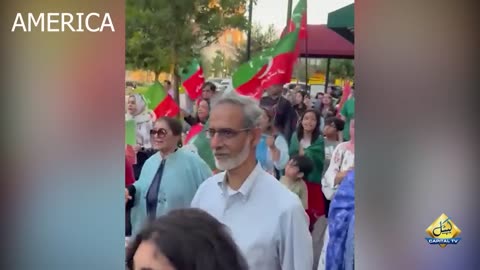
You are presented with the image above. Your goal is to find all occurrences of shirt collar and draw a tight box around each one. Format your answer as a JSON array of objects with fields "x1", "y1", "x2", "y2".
[{"x1": 216, "y1": 163, "x2": 263, "y2": 199}]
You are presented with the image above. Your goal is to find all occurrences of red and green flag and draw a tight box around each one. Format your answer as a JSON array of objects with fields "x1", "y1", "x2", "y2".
[
  {"x1": 135, "y1": 82, "x2": 179, "y2": 118},
  {"x1": 184, "y1": 123, "x2": 216, "y2": 171},
  {"x1": 337, "y1": 80, "x2": 352, "y2": 112},
  {"x1": 180, "y1": 59, "x2": 205, "y2": 100},
  {"x1": 232, "y1": 0, "x2": 306, "y2": 99},
  {"x1": 287, "y1": 0, "x2": 307, "y2": 38},
  {"x1": 232, "y1": 30, "x2": 301, "y2": 99}
]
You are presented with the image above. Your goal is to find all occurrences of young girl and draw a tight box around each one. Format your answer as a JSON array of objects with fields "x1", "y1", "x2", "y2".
[
  {"x1": 289, "y1": 110, "x2": 325, "y2": 183},
  {"x1": 280, "y1": 155, "x2": 314, "y2": 209},
  {"x1": 322, "y1": 117, "x2": 345, "y2": 177},
  {"x1": 322, "y1": 118, "x2": 355, "y2": 200},
  {"x1": 289, "y1": 109, "x2": 326, "y2": 221}
]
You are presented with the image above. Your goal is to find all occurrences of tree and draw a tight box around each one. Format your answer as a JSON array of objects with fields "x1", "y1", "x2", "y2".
[
  {"x1": 233, "y1": 23, "x2": 279, "y2": 68},
  {"x1": 210, "y1": 50, "x2": 225, "y2": 77},
  {"x1": 292, "y1": 58, "x2": 354, "y2": 83},
  {"x1": 292, "y1": 58, "x2": 316, "y2": 82},
  {"x1": 330, "y1": 59, "x2": 354, "y2": 80},
  {"x1": 126, "y1": 0, "x2": 248, "y2": 104}
]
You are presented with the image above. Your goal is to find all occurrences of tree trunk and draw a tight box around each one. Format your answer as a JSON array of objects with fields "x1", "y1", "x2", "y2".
[
  {"x1": 170, "y1": 48, "x2": 180, "y2": 106},
  {"x1": 154, "y1": 71, "x2": 160, "y2": 82}
]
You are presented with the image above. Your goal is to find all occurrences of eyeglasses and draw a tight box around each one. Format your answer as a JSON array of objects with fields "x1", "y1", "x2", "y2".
[
  {"x1": 150, "y1": 128, "x2": 168, "y2": 138},
  {"x1": 206, "y1": 128, "x2": 250, "y2": 140}
]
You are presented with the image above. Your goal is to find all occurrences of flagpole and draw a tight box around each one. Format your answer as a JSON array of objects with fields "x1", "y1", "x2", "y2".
[
  {"x1": 324, "y1": 58, "x2": 331, "y2": 93},
  {"x1": 246, "y1": 0, "x2": 254, "y2": 61},
  {"x1": 286, "y1": 0, "x2": 293, "y2": 25},
  {"x1": 304, "y1": 0, "x2": 309, "y2": 93}
]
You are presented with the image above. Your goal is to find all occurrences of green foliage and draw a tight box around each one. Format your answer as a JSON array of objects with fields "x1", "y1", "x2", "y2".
[
  {"x1": 126, "y1": 0, "x2": 249, "y2": 80},
  {"x1": 293, "y1": 58, "x2": 354, "y2": 82},
  {"x1": 233, "y1": 23, "x2": 279, "y2": 68},
  {"x1": 203, "y1": 50, "x2": 236, "y2": 77},
  {"x1": 211, "y1": 50, "x2": 225, "y2": 77}
]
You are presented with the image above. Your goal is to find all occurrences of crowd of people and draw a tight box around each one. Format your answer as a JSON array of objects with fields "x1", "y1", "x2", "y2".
[{"x1": 124, "y1": 80, "x2": 355, "y2": 270}]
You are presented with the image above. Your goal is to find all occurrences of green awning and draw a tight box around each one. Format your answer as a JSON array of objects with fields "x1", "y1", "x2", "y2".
[{"x1": 327, "y1": 3, "x2": 354, "y2": 43}]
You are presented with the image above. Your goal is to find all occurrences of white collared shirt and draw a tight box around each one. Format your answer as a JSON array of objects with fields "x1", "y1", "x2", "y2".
[{"x1": 191, "y1": 163, "x2": 313, "y2": 270}]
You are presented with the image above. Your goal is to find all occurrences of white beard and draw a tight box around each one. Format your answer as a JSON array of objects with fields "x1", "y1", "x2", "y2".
[{"x1": 215, "y1": 141, "x2": 251, "y2": 171}]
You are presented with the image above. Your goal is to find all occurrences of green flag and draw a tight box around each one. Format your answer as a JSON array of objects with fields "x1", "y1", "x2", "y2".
[
  {"x1": 134, "y1": 82, "x2": 180, "y2": 118},
  {"x1": 134, "y1": 82, "x2": 167, "y2": 110},
  {"x1": 125, "y1": 120, "x2": 136, "y2": 146},
  {"x1": 180, "y1": 59, "x2": 205, "y2": 100},
  {"x1": 232, "y1": 30, "x2": 300, "y2": 99}
]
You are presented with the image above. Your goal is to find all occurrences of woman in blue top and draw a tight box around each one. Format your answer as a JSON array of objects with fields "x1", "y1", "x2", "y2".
[
  {"x1": 256, "y1": 107, "x2": 289, "y2": 177},
  {"x1": 125, "y1": 117, "x2": 212, "y2": 236}
]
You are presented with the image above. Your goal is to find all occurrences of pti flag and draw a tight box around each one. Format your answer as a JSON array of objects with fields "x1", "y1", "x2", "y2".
[
  {"x1": 232, "y1": 0, "x2": 306, "y2": 99},
  {"x1": 136, "y1": 82, "x2": 179, "y2": 118},
  {"x1": 184, "y1": 124, "x2": 216, "y2": 171},
  {"x1": 232, "y1": 30, "x2": 301, "y2": 99},
  {"x1": 180, "y1": 59, "x2": 205, "y2": 100}
]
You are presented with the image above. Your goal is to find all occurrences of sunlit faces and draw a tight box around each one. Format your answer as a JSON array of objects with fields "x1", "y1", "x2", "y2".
[
  {"x1": 197, "y1": 100, "x2": 209, "y2": 121},
  {"x1": 150, "y1": 120, "x2": 179, "y2": 151},
  {"x1": 285, "y1": 160, "x2": 303, "y2": 180},
  {"x1": 202, "y1": 86, "x2": 214, "y2": 100},
  {"x1": 322, "y1": 94, "x2": 332, "y2": 105},
  {"x1": 295, "y1": 92, "x2": 304, "y2": 105},
  {"x1": 301, "y1": 111, "x2": 318, "y2": 132},
  {"x1": 323, "y1": 122, "x2": 337, "y2": 137},
  {"x1": 133, "y1": 240, "x2": 176, "y2": 270},
  {"x1": 127, "y1": 96, "x2": 137, "y2": 115},
  {"x1": 208, "y1": 103, "x2": 259, "y2": 171},
  {"x1": 304, "y1": 95, "x2": 312, "y2": 108}
]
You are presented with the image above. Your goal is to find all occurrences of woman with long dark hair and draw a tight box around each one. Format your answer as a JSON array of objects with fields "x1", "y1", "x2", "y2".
[
  {"x1": 318, "y1": 94, "x2": 336, "y2": 118},
  {"x1": 183, "y1": 98, "x2": 210, "y2": 127},
  {"x1": 293, "y1": 91, "x2": 307, "y2": 121},
  {"x1": 289, "y1": 109, "x2": 326, "y2": 227},
  {"x1": 256, "y1": 107, "x2": 289, "y2": 177}
]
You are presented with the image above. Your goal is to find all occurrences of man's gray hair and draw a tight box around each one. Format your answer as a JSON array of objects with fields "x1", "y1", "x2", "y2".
[{"x1": 212, "y1": 91, "x2": 263, "y2": 129}]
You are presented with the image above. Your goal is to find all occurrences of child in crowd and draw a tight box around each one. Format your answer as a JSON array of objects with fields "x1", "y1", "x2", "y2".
[
  {"x1": 321, "y1": 116, "x2": 345, "y2": 218},
  {"x1": 280, "y1": 155, "x2": 314, "y2": 209},
  {"x1": 322, "y1": 117, "x2": 345, "y2": 176}
]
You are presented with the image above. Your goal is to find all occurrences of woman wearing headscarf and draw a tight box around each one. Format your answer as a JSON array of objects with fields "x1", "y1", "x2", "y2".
[
  {"x1": 256, "y1": 107, "x2": 289, "y2": 177},
  {"x1": 125, "y1": 117, "x2": 212, "y2": 236},
  {"x1": 126, "y1": 94, "x2": 156, "y2": 178},
  {"x1": 126, "y1": 94, "x2": 155, "y2": 151}
]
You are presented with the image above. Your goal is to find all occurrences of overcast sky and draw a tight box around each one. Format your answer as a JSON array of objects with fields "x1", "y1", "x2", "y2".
[{"x1": 252, "y1": 0, "x2": 354, "y2": 32}]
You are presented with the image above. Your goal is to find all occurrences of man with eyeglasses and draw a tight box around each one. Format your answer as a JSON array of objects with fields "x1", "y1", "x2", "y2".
[{"x1": 191, "y1": 92, "x2": 313, "y2": 270}]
